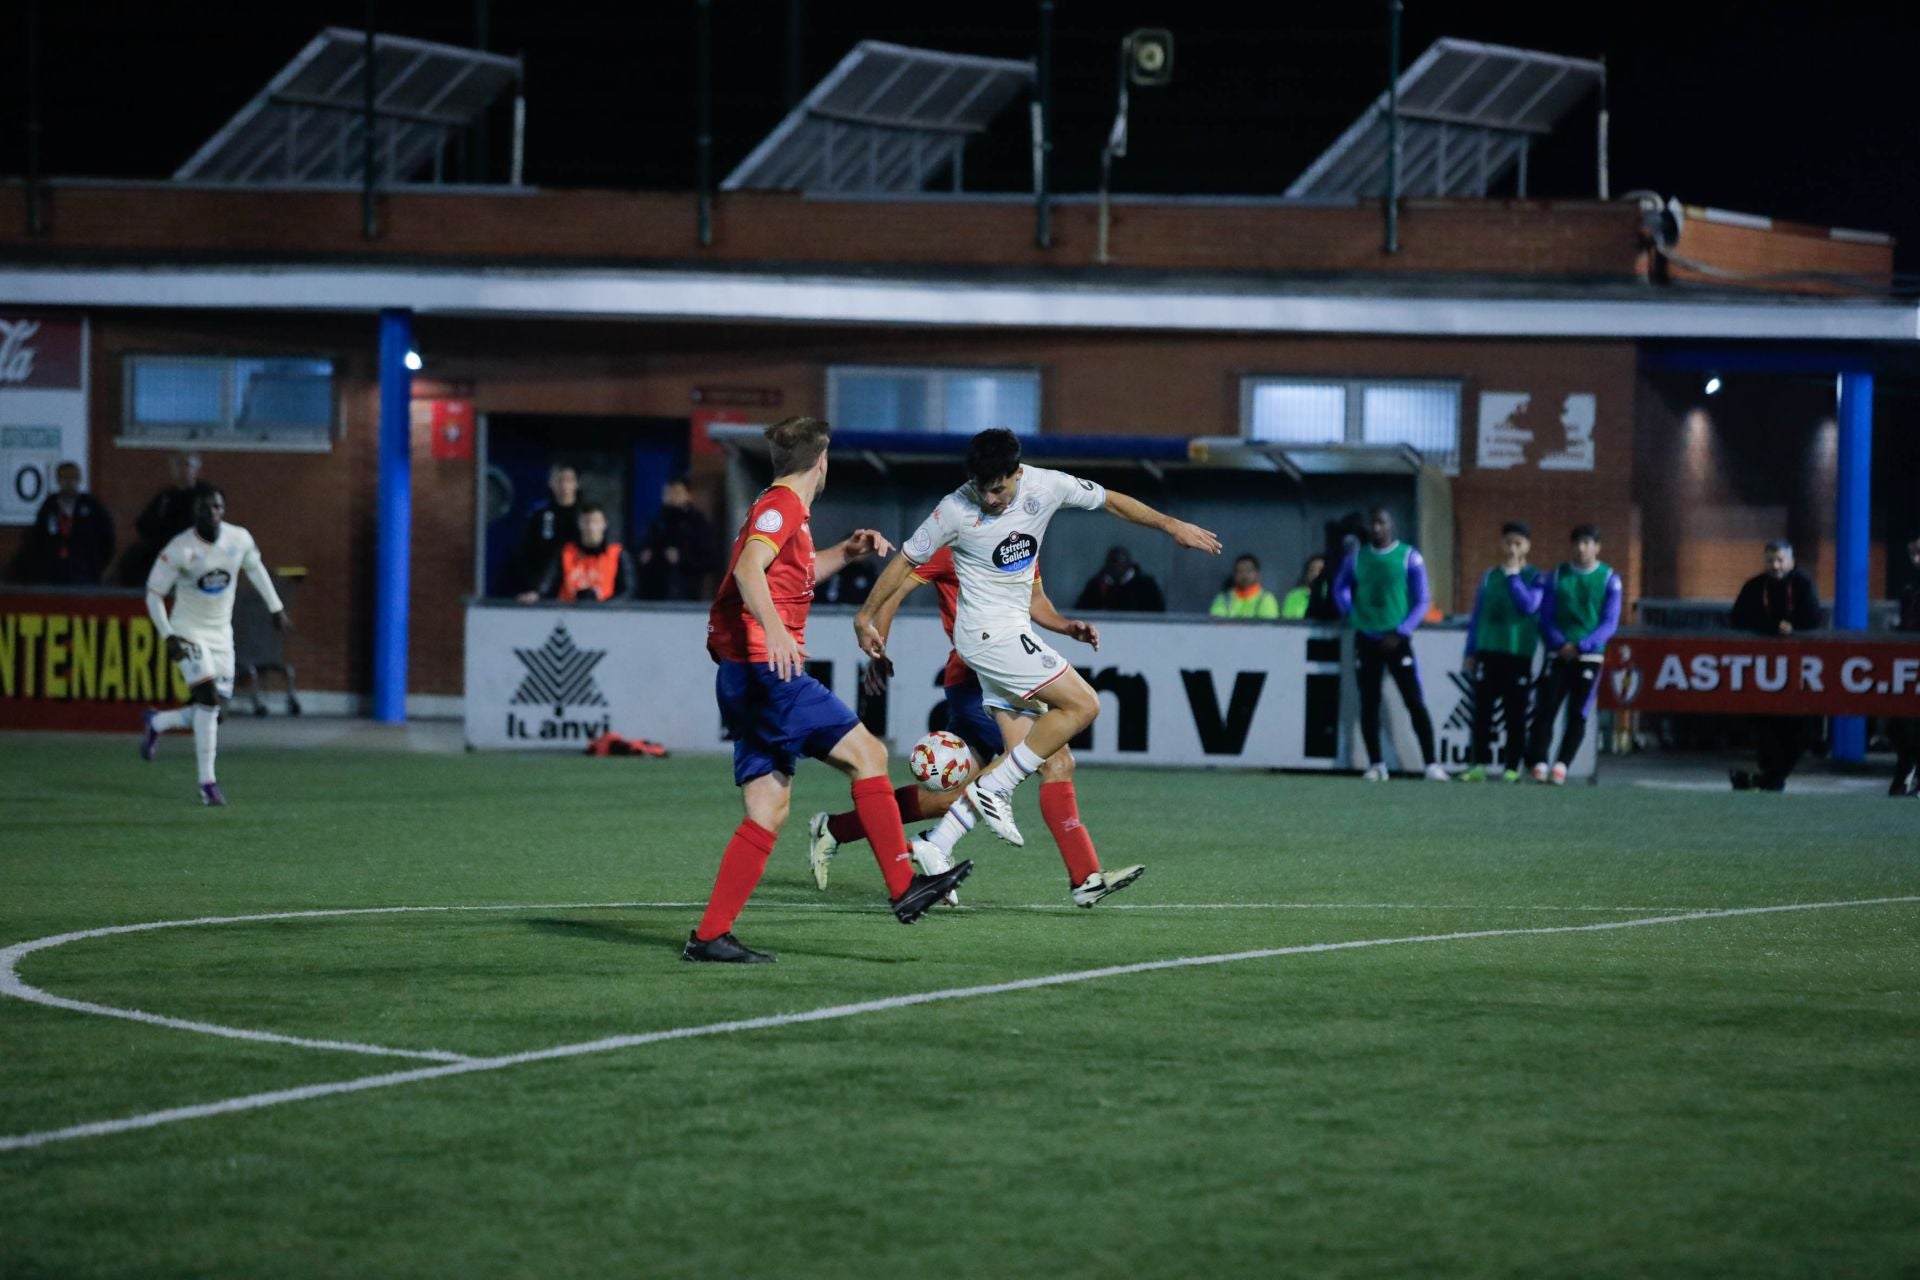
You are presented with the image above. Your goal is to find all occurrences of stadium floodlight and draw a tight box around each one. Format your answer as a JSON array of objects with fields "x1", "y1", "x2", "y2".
[
  {"x1": 404, "y1": 350, "x2": 423, "y2": 372},
  {"x1": 1704, "y1": 376, "x2": 1722, "y2": 396},
  {"x1": 1098, "y1": 28, "x2": 1175, "y2": 264}
]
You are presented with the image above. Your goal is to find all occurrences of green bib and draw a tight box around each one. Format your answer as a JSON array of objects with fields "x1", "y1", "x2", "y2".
[
  {"x1": 1554, "y1": 561, "x2": 1613, "y2": 644},
  {"x1": 1350, "y1": 543, "x2": 1411, "y2": 633},
  {"x1": 1473, "y1": 567, "x2": 1540, "y2": 656}
]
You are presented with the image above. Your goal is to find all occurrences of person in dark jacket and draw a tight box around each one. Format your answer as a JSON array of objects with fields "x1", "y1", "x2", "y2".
[
  {"x1": 23, "y1": 461, "x2": 115, "y2": 585},
  {"x1": 1074, "y1": 545, "x2": 1166, "y2": 612},
  {"x1": 1729, "y1": 539, "x2": 1823, "y2": 792},
  {"x1": 515, "y1": 464, "x2": 581, "y2": 594},
  {"x1": 636, "y1": 476, "x2": 719, "y2": 601},
  {"x1": 1891, "y1": 533, "x2": 1920, "y2": 797},
  {"x1": 122, "y1": 450, "x2": 201, "y2": 585}
]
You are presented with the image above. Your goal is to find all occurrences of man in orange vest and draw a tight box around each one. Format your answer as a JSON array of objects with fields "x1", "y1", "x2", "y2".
[{"x1": 519, "y1": 502, "x2": 635, "y2": 603}]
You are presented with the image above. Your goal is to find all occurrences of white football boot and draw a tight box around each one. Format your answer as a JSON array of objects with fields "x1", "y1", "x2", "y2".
[
  {"x1": 1530, "y1": 763, "x2": 1551, "y2": 783},
  {"x1": 806, "y1": 812, "x2": 837, "y2": 891},
  {"x1": 1549, "y1": 762, "x2": 1569, "y2": 786},
  {"x1": 1361, "y1": 763, "x2": 1390, "y2": 782},
  {"x1": 1071, "y1": 865, "x2": 1146, "y2": 908},
  {"x1": 962, "y1": 781, "x2": 1024, "y2": 847},
  {"x1": 1424, "y1": 763, "x2": 1450, "y2": 782}
]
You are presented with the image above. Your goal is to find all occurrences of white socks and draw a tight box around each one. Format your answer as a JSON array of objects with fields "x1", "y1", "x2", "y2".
[
  {"x1": 192, "y1": 705, "x2": 219, "y2": 784},
  {"x1": 150, "y1": 707, "x2": 193, "y2": 732},
  {"x1": 978, "y1": 742, "x2": 1045, "y2": 798},
  {"x1": 923, "y1": 799, "x2": 976, "y2": 856}
]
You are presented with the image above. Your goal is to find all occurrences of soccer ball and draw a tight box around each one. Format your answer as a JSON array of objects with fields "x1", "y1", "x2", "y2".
[{"x1": 908, "y1": 730, "x2": 974, "y2": 792}]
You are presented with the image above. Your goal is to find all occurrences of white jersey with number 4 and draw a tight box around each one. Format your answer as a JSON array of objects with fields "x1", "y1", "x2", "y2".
[
  {"x1": 902, "y1": 464, "x2": 1107, "y2": 640},
  {"x1": 146, "y1": 523, "x2": 282, "y2": 644}
]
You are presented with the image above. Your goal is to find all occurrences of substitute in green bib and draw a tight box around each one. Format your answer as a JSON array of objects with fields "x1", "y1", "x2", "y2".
[
  {"x1": 1511, "y1": 524, "x2": 1622, "y2": 784},
  {"x1": 1459, "y1": 521, "x2": 1541, "y2": 782},
  {"x1": 1331, "y1": 507, "x2": 1446, "y2": 781},
  {"x1": 1210, "y1": 553, "x2": 1281, "y2": 620}
]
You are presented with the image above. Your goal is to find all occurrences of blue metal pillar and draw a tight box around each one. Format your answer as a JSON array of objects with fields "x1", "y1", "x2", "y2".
[
  {"x1": 373, "y1": 308, "x2": 415, "y2": 723},
  {"x1": 1831, "y1": 370, "x2": 1873, "y2": 762}
]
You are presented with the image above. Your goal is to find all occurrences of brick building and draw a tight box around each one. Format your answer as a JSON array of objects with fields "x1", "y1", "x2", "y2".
[{"x1": 1, "y1": 184, "x2": 1914, "y2": 710}]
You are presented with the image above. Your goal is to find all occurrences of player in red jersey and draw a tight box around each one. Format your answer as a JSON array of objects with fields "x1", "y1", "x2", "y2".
[
  {"x1": 808, "y1": 547, "x2": 1129, "y2": 906},
  {"x1": 686, "y1": 417, "x2": 973, "y2": 963}
]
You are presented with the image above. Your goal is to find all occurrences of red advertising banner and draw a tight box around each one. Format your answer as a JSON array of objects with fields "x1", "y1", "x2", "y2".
[
  {"x1": 1602, "y1": 632, "x2": 1920, "y2": 716},
  {"x1": 0, "y1": 590, "x2": 189, "y2": 731}
]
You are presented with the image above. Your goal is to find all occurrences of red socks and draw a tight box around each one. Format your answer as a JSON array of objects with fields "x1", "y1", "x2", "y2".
[
  {"x1": 825, "y1": 785, "x2": 926, "y2": 847},
  {"x1": 851, "y1": 776, "x2": 916, "y2": 898},
  {"x1": 695, "y1": 819, "x2": 777, "y2": 941},
  {"x1": 1039, "y1": 780, "x2": 1101, "y2": 887}
]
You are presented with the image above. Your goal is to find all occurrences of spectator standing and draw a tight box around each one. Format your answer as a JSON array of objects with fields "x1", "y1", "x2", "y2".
[
  {"x1": 1211, "y1": 554, "x2": 1281, "y2": 619},
  {"x1": 124, "y1": 451, "x2": 201, "y2": 584},
  {"x1": 1518, "y1": 525, "x2": 1623, "y2": 785},
  {"x1": 1280, "y1": 554, "x2": 1328, "y2": 620},
  {"x1": 1333, "y1": 507, "x2": 1447, "y2": 781},
  {"x1": 1729, "y1": 540, "x2": 1822, "y2": 792},
  {"x1": 521, "y1": 502, "x2": 634, "y2": 603},
  {"x1": 1074, "y1": 545, "x2": 1166, "y2": 612},
  {"x1": 1889, "y1": 533, "x2": 1920, "y2": 798},
  {"x1": 23, "y1": 461, "x2": 115, "y2": 585},
  {"x1": 516, "y1": 464, "x2": 581, "y2": 595},
  {"x1": 1458, "y1": 521, "x2": 1540, "y2": 782},
  {"x1": 637, "y1": 476, "x2": 719, "y2": 601}
]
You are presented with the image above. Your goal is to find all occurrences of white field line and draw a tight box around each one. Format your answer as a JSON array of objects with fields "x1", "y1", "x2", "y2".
[
  {"x1": 0, "y1": 898, "x2": 1815, "y2": 1062},
  {"x1": 2, "y1": 894, "x2": 1912, "y2": 1154}
]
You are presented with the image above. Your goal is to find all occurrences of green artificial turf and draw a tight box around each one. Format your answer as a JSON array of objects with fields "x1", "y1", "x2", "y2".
[{"x1": 1, "y1": 738, "x2": 1916, "y2": 1278}]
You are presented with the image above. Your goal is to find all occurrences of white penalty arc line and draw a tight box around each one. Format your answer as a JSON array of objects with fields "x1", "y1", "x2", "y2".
[
  {"x1": 2, "y1": 894, "x2": 1912, "y2": 1154},
  {"x1": 0, "y1": 898, "x2": 1723, "y2": 1065}
]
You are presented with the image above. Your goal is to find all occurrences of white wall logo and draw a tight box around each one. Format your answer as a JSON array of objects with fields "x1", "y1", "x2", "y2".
[
  {"x1": 1477, "y1": 391, "x2": 1596, "y2": 472},
  {"x1": 507, "y1": 624, "x2": 610, "y2": 741},
  {"x1": 0, "y1": 320, "x2": 40, "y2": 384},
  {"x1": 753, "y1": 508, "x2": 784, "y2": 534}
]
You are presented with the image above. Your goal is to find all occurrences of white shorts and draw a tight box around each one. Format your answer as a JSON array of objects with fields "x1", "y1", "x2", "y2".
[
  {"x1": 957, "y1": 627, "x2": 1071, "y2": 716},
  {"x1": 176, "y1": 637, "x2": 235, "y2": 699}
]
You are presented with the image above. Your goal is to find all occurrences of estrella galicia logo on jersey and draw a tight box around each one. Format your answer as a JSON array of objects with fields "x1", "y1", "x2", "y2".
[
  {"x1": 195, "y1": 568, "x2": 232, "y2": 594},
  {"x1": 991, "y1": 531, "x2": 1037, "y2": 573},
  {"x1": 508, "y1": 624, "x2": 610, "y2": 743}
]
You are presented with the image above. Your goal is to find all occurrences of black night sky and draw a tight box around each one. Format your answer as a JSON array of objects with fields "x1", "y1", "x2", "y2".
[{"x1": 4, "y1": 1, "x2": 1917, "y2": 271}]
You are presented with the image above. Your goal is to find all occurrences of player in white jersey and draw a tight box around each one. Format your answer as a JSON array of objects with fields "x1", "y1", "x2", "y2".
[
  {"x1": 857, "y1": 429, "x2": 1219, "y2": 892},
  {"x1": 139, "y1": 485, "x2": 291, "y2": 805}
]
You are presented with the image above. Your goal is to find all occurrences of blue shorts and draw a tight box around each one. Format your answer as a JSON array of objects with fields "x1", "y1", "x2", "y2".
[
  {"x1": 716, "y1": 661, "x2": 862, "y2": 786},
  {"x1": 943, "y1": 674, "x2": 1005, "y2": 762}
]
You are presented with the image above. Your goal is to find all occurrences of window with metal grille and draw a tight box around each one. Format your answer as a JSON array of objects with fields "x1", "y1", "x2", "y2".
[
  {"x1": 827, "y1": 366, "x2": 1041, "y2": 434},
  {"x1": 1242, "y1": 376, "x2": 1460, "y2": 472},
  {"x1": 123, "y1": 356, "x2": 336, "y2": 449}
]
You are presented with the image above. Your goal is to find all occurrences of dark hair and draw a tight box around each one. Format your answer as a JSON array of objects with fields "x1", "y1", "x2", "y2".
[
  {"x1": 1765, "y1": 539, "x2": 1793, "y2": 556},
  {"x1": 579, "y1": 502, "x2": 606, "y2": 519},
  {"x1": 766, "y1": 416, "x2": 832, "y2": 476},
  {"x1": 1501, "y1": 520, "x2": 1531, "y2": 538},
  {"x1": 193, "y1": 481, "x2": 223, "y2": 504},
  {"x1": 1235, "y1": 553, "x2": 1260, "y2": 569},
  {"x1": 667, "y1": 474, "x2": 691, "y2": 489},
  {"x1": 55, "y1": 459, "x2": 80, "y2": 475},
  {"x1": 1570, "y1": 524, "x2": 1601, "y2": 543},
  {"x1": 966, "y1": 428, "x2": 1023, "y2": 486}
]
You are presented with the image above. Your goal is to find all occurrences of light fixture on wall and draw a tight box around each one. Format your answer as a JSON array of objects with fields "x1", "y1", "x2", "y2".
[
  {"x1": 1703, "y1": 375, "x2": 1722, "y2": 396},
  {"x1": 404, "y1": 350, "x2": 424, "y2": 372}
]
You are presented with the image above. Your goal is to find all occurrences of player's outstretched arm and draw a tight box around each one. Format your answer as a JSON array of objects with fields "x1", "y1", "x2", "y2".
[
  {"x1": 734, "y1": 539, "x2": 803, "y2": 680},
  {"x1": 855, "y1": 554, "x2": 919, "y2": 660},
  {"x1": 1103, "y1": 490, "x2": 1222, "y2": 556},
  {"x1": 1032, "y1": 579, "x2": 1099, "y2": 651},
  {"x1": 815, "y1": 528, "x2": 893, "y2": 583}
]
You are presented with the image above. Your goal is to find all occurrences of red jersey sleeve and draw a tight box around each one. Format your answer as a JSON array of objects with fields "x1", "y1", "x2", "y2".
[{"x1": 708, "y1": 487, "x2": 816, "y2": 664}]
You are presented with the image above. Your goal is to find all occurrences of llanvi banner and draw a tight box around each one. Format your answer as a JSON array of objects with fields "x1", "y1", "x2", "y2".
[
  {"x1": 0, "y1": 589, "x2": 189, "y2": 731},
  {"x1": 1601, "y1": 632, "x2": 1920, "y2": 717}
]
